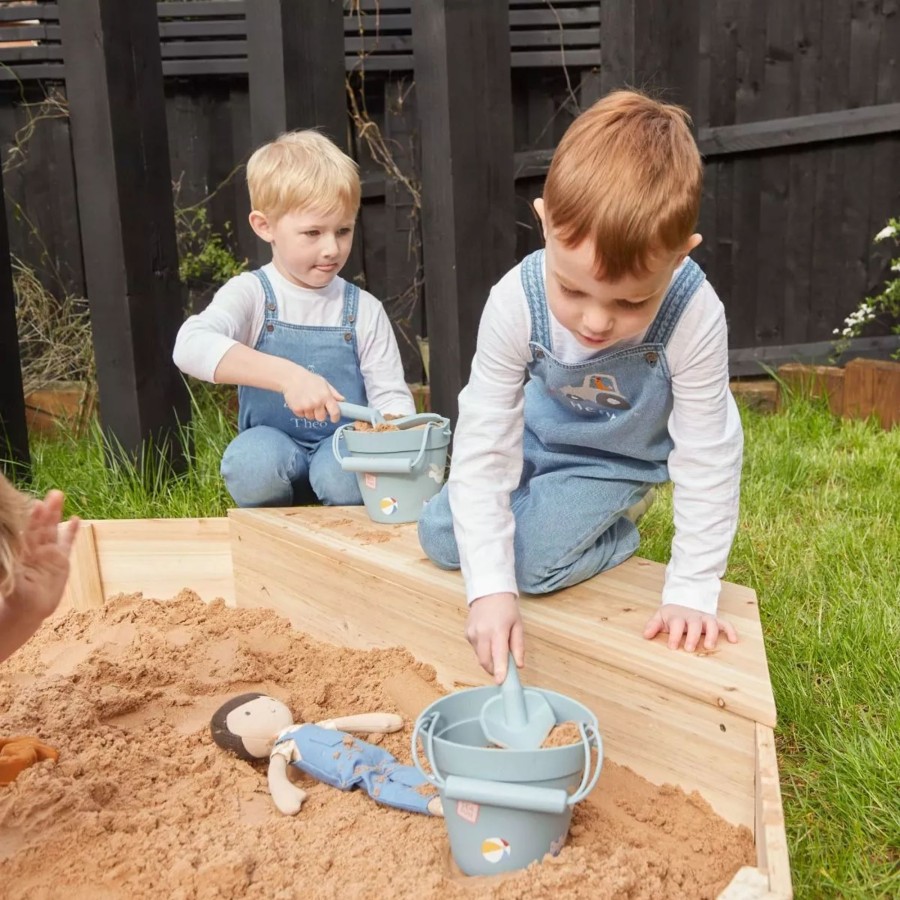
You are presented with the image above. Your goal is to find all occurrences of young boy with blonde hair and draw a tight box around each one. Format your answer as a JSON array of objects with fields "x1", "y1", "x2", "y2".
[
  {"x1": 418, "y1": 90, "x2": 743, "y2": 682},
  {"x1": 0, "y1": 475, "x2": 80, "y2": 663},
  {"x1": 173, "y1": 130, "x2": 414, "y2": 507}
]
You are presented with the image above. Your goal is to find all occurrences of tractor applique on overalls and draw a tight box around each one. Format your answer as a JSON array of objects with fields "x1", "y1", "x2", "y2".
[{"x1": 558, "y1": 373, "x2": 632, "y2": 418}]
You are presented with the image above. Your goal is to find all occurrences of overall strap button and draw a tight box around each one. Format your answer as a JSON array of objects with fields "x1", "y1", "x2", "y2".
[
  {"x1": 266, "y1": 323, "x2": 275, "y2": 333},
  {"x1": 266, "y1": 303, "x2": 276, "y2": 312},
  {"x1": 534, "y1": 349, "x2": 545, "y2": 359},
  {"x1": 645, "y1": 351, "x2": 659, "y2": 365},
  {"x1": 344, "y1": 332, "x2": 353, "y2": 342}
]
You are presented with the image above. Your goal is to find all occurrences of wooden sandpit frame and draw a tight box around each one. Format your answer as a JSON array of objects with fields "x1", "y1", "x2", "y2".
[{"x1": 59, "y1": 510, "x2": 792, "y2": 899}]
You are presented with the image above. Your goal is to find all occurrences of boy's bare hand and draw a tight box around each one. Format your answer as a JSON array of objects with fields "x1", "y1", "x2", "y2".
[
  {"x1": 282, "y1": 367, "x2": 344, "y2": 423},
  {"x1": 465, "y1": 592, "x2": 525, "y2": 683},
  {"x1": 7, "y1": 490, "x2": 80, "y2": 623},
  {"x1": 643, "y1": 603, "x2": 738, "y2": 651}
]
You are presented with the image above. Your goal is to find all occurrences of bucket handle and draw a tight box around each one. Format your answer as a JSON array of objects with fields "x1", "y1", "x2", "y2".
[
  {"x1": 412, "y1": 713, "x2": 603, "y2": 813},
  {"x1": 568, "y1": 721, "x2": 603, "y2": 805},
  {"x1": 412, "y1": 711, "x2": 444, "y2": 788},
  {"x1": 331, "y1": 420, "x2": 441, "y2": 475}
]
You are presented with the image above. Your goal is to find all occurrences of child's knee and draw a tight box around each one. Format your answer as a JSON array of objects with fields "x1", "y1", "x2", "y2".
[
  {"x1": 313, "y1": 471, "x2": 363, "y2": 506},
  {"x1": 417, "y1": 491, "x2": 459, "y2": 569}
]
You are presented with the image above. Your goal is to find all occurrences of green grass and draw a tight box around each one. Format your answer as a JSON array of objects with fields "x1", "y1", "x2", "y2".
[
  {"x1": 640, "y1": 394, "x2": 900, "y2": 899},
  {"x1": 11, "y1": 385, "x2": 900, "y2": 897}
]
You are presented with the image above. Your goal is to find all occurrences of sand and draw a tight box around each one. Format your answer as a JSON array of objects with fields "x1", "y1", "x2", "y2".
[{"x1": 0, "y1": 592, "x2": 754, "y2": 899}]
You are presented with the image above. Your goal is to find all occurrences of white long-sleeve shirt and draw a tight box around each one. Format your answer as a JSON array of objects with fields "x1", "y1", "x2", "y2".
[
  {"x1": 448, "y1": 260, "x2": 743, "y2": 614},
  {"x1": 172, "y1": 264, "x2": 415, "y2": 416}
]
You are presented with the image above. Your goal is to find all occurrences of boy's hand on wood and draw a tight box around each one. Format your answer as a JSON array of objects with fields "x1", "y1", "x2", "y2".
[
  {"x1": 465, "y1": 592, "x2": 525, "y2": 683},
  {"x1": 7, "y1": 490, "x2": 80, "y2": 624},
  {"x1": 282, "y1": 368, "x2": 344, "y2": 423},
  {"x1": 643, "y1": 604, "x2": 738, "y2": 651}
]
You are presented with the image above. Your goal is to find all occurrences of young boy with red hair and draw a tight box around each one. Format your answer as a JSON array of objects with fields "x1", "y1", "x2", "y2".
[{"x1": 418, "y1": 90, "x2": 743, "y2": 681}]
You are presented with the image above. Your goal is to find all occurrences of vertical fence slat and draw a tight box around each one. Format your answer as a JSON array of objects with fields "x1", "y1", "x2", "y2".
[
  {"x1": 0, "y1": 163, "x2": 30, "y2": 475},
  {"x1": 246, "y1": 0, "x2": 363, "y2": 278},
  {"x1": 59, "y1": 0, "x2": 188, "y2": 463},
  {"x1": 413, "y1": 0, "x2": 516, "y2": 423}
]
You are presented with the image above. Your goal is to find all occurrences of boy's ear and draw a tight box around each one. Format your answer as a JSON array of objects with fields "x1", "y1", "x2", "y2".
[
  {"x1": 533, "y1": 197, "x2": 547, "y2": 237},
  {"x1": 249, "y1": 210, "x2": 273, "y2": 242},
  {"x1": 674, "y1": 233, "x2": 703, "y2": 266}
]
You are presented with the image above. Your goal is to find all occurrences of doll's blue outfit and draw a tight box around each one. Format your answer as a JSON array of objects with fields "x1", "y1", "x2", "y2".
[
  {"x1": 419, "y1": 249, "x2": 706, "y2": 593},
  {"x1": 220, "y1": 269, "x2": 369, "y2": 507},
  {"x1": 271, "y1": 724, "x2": 437, "y2": 815}
]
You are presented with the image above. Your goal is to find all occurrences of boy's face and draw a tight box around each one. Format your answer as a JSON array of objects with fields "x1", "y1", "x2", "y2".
[
  {"x1": 249, "y1": 206, "x2": 356, "y2": 290},
  {"x1": 535, "y1": 199, "x2": 701, "y2": 350}
]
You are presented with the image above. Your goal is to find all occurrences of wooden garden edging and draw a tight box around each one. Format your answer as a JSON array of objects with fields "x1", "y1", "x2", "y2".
[{"x1": 778, "y1": 358, "x2": 900, "y2": 429}]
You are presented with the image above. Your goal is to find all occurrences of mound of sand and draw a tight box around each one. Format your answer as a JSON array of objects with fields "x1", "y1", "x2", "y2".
[{"x1": 0, "y1": 592, "x2": 753, "y2": 899}]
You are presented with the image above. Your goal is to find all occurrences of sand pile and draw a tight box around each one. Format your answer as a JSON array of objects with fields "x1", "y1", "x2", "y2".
[{"x1": 0, "y1": 592, "x2": 753, "y2": 899}]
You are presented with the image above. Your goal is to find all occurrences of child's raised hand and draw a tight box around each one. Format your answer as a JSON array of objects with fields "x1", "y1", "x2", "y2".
[
  {"x1": 643, "y1": 603, "x2": 738, "y2": 652},
  {"x1": 8, "y1": 490, "x2": 80, "y2": 623},
  {"x1": 282, "y1": 367, "x2": 345, "y2": 423},
  {"x1": 465, "y1": 592, "x2": 525, "y2": 683}
]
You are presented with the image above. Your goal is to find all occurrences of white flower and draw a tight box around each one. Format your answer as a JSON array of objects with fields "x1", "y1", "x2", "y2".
[{"x1": 875, "y1": 224, "x2": 896, "y2": 241}]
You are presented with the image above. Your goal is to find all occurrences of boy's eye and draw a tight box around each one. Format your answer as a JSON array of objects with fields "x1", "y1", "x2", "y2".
[
  {"x1": 303, "y1": 230, "x2": 320, "y2": 237},
  {"x1": 337, "y1": 227, "x2": 353, "y2": 236},
  {"x1": 617, "y1": 298, "x2": 650, "y2": 309},
  {"x1": 558, "y1": 283, "x2": 583, "y2": 297}
]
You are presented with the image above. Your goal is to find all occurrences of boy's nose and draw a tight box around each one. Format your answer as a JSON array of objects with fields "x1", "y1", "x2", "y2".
[{"x1": 583, "y1": 309, "x2": 613, "y2": 335}]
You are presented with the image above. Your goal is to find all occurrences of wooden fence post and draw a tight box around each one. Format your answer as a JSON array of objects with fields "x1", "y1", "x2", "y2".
[
  {"x1": 58, "y1": 0, "x2": 188, "y2": 466},
  {"x1": 245, "y1": 0, "x2": 363, "y2": 279},
  {"x1": 413, "y1": 0, "x2": 516, "y2": 424},
  {"x1": 0, "y1": 163, "x2": 30, "y2": 476}
]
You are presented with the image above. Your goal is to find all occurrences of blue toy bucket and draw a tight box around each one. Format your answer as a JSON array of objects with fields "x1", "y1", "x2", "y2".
[
  {"x1": 413, "y1": 686, "x2": 602, "y2": 876},
  {"x1": 331, "y1": 416, "x2": 451, "y2": 524}
]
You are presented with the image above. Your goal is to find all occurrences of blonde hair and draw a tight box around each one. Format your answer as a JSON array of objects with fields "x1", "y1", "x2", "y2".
[
  {"x1": 246, "y1": 130, "x2": 361, "y2": 222},
  {"x1": 0, "y1": 473, "x2": 28, "y2": 597},
  {"x1": 543, "y1": 90, "x2": 702, "y2": 281}
]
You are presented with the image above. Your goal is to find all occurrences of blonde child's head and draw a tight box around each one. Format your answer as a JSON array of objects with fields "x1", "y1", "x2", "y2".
[
  {"x1": 542, "y1": 90, "x2": 702, "y2": 281},
  {"x1": 246, "y1": 130, "x2": 361, "y2": 222},
  {"x1": 0, "y1": 473, "x2": 28, "y2": 597}
]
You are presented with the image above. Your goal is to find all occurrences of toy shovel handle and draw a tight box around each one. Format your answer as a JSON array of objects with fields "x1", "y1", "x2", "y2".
[
  {"x1": 501, "y1": 652, "x2": 528, "y2": 728},
  {"x1": 337, "y1": 401, "x2": 385, "y2": 425}
]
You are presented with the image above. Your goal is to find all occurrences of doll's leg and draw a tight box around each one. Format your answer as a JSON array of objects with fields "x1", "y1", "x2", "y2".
[
  {"x1": 308, "y1": 439, "x2": 364, "y2": 506},
  {"x1": 221, "y1": 426, "x2": 310, "y2": 507},
  {"x1": 510, "y1": 467, "x2": 648, "y2": 595},
  {"x1": 417, "y1": 486, "x2": 460, "y2": 569}
]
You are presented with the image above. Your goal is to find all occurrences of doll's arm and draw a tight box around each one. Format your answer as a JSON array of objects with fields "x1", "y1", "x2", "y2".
[
  {"x1": 316, "y1": 713, "x2": 403, "y2": 734},
  {"x1": 267, "y1": 745, "x2": 308, "y2": 815}
]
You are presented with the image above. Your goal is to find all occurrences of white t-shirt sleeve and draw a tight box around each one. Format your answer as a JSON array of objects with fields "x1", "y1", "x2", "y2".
[
  {"x1": 355, "y1": 290, "x2": 416, "y2": 416},
  {"x1": 172, "y1": 272, "x2": 265, "y2": 383},
  {"x1": 663, "y1": 281, "x2": 743, "y2": 614},
  {"x1": 448, "y1": 267, "x2": 532, "y2": 604}
]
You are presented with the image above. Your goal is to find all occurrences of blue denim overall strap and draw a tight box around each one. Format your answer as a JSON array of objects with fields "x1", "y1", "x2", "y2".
[
  {"x1": 237, "y1": 269, "x2": 368, "y2": 447},
  {"x1": 519, "y1": 249, "x2": 706, "y2": 479},
  {"x1": 273, "y1": 725, "x2": 436, "y2": 815}
]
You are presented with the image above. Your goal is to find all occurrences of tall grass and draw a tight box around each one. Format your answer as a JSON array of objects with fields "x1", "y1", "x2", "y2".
[{"x1": 12, "y1": 386, "x2": 900, "y2": 897}]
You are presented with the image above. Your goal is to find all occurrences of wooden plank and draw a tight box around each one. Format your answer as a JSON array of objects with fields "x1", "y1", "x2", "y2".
[
  {"x1": 246, "y1": 0, "x2": 346, "y2": 148},
  {"x1": 729, "y1": 335, "x2": 900, "y2": 376},
  {"x1": 842, "y1": 358, "x2": 900, "y2": 428},
  {"x1": 412, "y1": 0, "x2": 516, "y2": 424},
  {"x1": 58, "y1": 0, "x2": 189, "y2": 464},
  {"x1": 229, "y1": 505, "x2": 778, "y2": 829},
  {"x1": 698, "y1": 102, "x2": 900, "y2": 157},
  {"x1": 60, "y1": 523, "x2": 104, "y2": 612},
  {"x1": 776, "y1": 363, "x2": 845, "y2": 416},
  {"x1": 90, "y1": 518, "x2": 234, "y2": 604},
  {"x1": 755, "y1": 724, "x2": 793, "y2": 898},
  {"x1": 0, "y1": 160, "x2": 30, "y2": 474}
]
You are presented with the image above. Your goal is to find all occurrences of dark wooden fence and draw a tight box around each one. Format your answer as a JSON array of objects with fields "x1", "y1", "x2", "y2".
[{"x1": 1, "y1": 0, "x2": 899, "y2": 472}]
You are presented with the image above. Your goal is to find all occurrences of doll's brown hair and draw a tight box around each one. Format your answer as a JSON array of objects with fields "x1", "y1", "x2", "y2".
[{"x1": 0, "y1": 473, "x2": 28, "y2": 597}]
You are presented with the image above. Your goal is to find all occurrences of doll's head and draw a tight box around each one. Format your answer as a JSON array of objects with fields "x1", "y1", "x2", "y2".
[{"x1": 210, "y1": 693, "x2": 294, "y2": 761}]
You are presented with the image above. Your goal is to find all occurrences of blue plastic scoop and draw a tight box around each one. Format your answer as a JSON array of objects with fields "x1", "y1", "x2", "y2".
[
  {"x1": 479, "y1": 654, "x2": 556, "y2": 750},
  {"x1": 338, "y1": 401, "x2": 444, "y2": 431}
]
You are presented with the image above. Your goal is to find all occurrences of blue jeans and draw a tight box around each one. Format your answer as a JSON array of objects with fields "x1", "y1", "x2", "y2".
[
  {"x1": 418, "y1": 472, "x2": 642, "y2": 595},
  {"x1": 221, "y1": 425, "x2": 363, "y2": 508}
]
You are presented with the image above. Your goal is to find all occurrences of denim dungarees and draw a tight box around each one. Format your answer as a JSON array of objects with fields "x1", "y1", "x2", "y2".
[
  {"x1": 419, "y1": 250, "x2": 705, "y2": 595},
  {"x1": 219, "y1": 269, "x2": 368, "y2": 507}
]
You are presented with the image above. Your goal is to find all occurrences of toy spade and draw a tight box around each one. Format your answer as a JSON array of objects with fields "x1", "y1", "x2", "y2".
[
  {"x1": 337, "y1": 401, "x2": 444, "y2": 431},
  {"x1": 479, "y1": 653, "x2": 556, "y2": 750}
]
